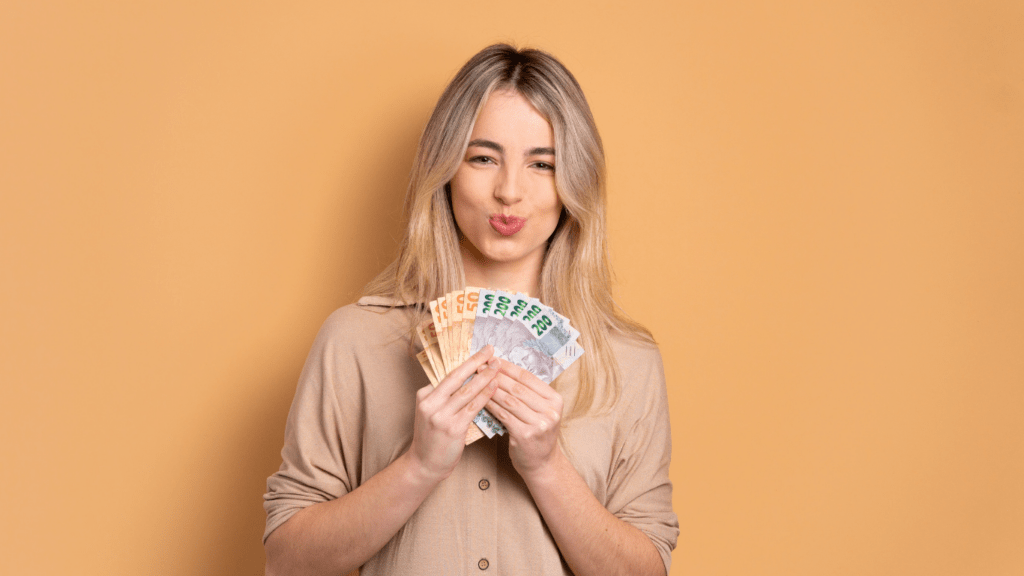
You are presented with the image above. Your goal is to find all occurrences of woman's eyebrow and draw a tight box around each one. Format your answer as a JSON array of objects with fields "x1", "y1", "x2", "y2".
[
  {"x1": 467, "y1": 140, "x2": 555, "y2": 158},
  {"x1": 467, "y1": 139, "x2": 503, "y2": 153}
]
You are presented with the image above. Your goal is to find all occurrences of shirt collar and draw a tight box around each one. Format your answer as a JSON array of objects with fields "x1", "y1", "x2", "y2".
[{"x1": 356, "y1": 295, "x2": 420, "y2": 308}]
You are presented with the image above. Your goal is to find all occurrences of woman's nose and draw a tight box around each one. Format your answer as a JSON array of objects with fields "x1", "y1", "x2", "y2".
[{"x1": 493, "y1": 166, "x2": 523, "y2": 205}]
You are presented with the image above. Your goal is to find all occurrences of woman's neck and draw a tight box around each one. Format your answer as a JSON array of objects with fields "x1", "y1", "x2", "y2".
[{"x1": 460, "y1": 239, "x2": 545, "y2": 297}]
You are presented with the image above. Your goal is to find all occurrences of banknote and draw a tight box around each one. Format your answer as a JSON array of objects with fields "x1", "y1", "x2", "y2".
[
  {"x1": 434, "y1": 297, "x2": 453, "y2": 374},
  {"x1": 460, "y1": 287, "x2": 480, "y2": 366},
  {"x1": 443, "y1": 291, "x2": 455, "y2": 368},
  {"x1": 451, "y1": 290, "x2": 465, "y2": 367},
  {"x1": 416, "y1": 350, "x2": 438, "y2": 387},
  {"x1": 416, "y1": 323, "x2": 442, "y2": 381},
  {"x1": 476, "y1": 290, "x2": 569, "y2": 384},
  {"x1": 440, "y1": 296, "x2": 453, "y2": 372},
  {"x1": 428, "y1": 299, "x2": 446, "y2": 374},
  {"x1": 417, "y1": 320, "x2": 487, "y2": 445},
  {"x1": 416, "y1": 287, "x2": 586, "y2": 444}
]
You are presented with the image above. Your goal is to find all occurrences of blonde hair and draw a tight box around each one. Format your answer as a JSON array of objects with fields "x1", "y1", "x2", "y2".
[{"x1": 364, "y1": 44, "x2": 653, "y2": 418}]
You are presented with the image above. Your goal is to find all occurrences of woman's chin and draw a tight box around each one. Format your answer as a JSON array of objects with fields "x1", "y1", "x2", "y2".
[
  {"x1": 459, "y1": 235, "x2": 548, "y2": 271},
  {"x1": 483, "y1": 241, "x2": 549, "y2": 265},
  {"x1": 473, "y1": 248, "x2": 538, "y2": 270},
  {"x1": 479, "y1": 251, "x2": 526, "y2": 266}
]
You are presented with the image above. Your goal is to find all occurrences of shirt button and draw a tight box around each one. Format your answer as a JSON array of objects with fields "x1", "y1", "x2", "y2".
[
  {"x1": 478, "y1": 478, "x2": 490, "y2": 490},
  {"x1": 478, "y1": 558, "x2": 489, "y2": 570}
]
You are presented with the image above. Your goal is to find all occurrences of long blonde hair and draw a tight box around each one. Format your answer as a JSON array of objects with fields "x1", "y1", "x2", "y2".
[{"x1": 364, "y1": 44, "x2": 653, "y2": 418}]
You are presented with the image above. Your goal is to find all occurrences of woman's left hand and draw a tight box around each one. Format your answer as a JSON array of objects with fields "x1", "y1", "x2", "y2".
[{"x1": 485, "y1": 359, "x2": 564, "y2": 478}]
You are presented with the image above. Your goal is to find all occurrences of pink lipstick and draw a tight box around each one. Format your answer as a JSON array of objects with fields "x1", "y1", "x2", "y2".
[{"x1": 488, "y1": 214, "x2": 526, "y2": 236}]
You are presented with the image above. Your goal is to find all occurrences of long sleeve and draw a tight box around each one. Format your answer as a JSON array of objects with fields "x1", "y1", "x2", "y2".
[
  {"x1": 605, "y1": 346, "x2": 678, "y2": 573},
  {"x1": 559, "y1": 340, "x2": 679, "y2": 574},
  {"x1": 263, "y1": 309, "x2": 367, "y2": 543}
]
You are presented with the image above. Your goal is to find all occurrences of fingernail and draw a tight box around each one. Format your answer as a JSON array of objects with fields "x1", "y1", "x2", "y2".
[{"x1": 488, "y1": 358, "x2": 499, "y2": 369}]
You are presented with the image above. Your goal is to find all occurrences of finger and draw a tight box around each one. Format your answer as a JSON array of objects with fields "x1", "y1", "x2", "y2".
[
  {"x1": 492, "y1": 372, "x2": 549, "y2": 414},
  {"x1": 490, "y1": 385, "x2": 542, "y2": 427},
  {"x1": 457, "y1": 372, "x2": 500, "y2": 424},
  {"x1": 485, "y1": 397, "x2": 525, "y2": 435},
  {"x1": 431, "y1": 345, "x2": 494, "y2": 400},
  {"x1": 494, "y1": 358, "x2": 557, "y2": 400},
  {"x1": 437, "y1": 359, "x2": 500, "y2": 420},
  {"x1": 416, "y1": 384, "x2": 433, "y2": 402}
]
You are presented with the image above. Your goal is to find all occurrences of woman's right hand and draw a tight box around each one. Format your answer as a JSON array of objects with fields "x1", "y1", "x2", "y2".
[{"x1": 407, "y1": 345, "x2": 500, "y2": 483}]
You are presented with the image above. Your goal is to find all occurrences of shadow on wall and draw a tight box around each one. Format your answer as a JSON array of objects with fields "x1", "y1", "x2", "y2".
[{"x1": 195, "y1": 102, "x2": 427, "y2": 574}]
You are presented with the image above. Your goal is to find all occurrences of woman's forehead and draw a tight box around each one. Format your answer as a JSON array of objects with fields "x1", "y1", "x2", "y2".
[{"x1": 469, "y1": 90, "x2": 553, "y2": 149}]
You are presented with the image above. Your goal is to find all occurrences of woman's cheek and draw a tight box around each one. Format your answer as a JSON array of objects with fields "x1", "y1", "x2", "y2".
[{"x1": 450, "y1": 192, "x2": 476, "y2": 239}]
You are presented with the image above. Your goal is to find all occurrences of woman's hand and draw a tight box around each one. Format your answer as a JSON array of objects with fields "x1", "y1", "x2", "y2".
[
  {"x1": 485, "y1": 359, "x2": 564, "y2": 478},
  {"x1": 407, "y1": 345, "x2": 500, "y2": 484}
]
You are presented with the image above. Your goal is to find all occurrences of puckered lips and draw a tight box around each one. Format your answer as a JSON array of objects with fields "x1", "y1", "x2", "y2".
[{"x1": 488, "y1": 214, "x2": 526, "y2": 236}]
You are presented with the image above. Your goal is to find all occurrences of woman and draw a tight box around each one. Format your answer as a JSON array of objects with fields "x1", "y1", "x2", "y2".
[{"x1": 264, "y1": 44, "x2": 678, "y2": 576}]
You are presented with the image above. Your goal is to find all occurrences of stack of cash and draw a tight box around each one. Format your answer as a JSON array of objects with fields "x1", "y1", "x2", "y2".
[{"x1": 415, "y1": 287, "x2": 585, "y2": 444}]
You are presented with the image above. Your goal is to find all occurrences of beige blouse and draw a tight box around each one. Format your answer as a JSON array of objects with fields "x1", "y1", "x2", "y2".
[{"x1": 264, "y1": 296, "x2": 678, "y2": 575}]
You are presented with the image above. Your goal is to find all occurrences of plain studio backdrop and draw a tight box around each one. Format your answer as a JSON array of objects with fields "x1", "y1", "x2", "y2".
[{"x1": 1, "y1": 1, "x2": 1021, "y2": 575}]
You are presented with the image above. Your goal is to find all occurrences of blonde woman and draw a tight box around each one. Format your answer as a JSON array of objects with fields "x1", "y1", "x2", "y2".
[{"x1": 264, "y1": 44, "x2": 678, "y2": 576}]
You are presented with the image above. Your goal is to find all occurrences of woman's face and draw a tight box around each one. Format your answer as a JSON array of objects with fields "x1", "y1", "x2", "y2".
[{"x1": 450, "y1": 90, "x2": 563, "y2": 275}]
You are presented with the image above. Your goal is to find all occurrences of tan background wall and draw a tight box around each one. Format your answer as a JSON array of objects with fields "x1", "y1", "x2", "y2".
[{"x1": 1, "y1": 1, "x2": 1021, "y2": 574}]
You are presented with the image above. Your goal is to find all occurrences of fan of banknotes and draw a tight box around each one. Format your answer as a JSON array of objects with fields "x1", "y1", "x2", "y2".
[{"x1": 415, "y1": 287, "x2": 585, "y2": 444}]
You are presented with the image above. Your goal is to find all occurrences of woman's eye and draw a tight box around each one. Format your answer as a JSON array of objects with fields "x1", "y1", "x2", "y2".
[
  {"x1": 469, "y1": 155, "x2": 495, "y2": 164},
  {"x1": 533, "y1": 162, "x2": 555, "y2": 171}
]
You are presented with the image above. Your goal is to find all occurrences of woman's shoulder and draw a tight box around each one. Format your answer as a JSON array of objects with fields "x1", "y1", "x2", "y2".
[
  {"x1": 315, "y1": 296, "x2": 417, "y2": 345},
  {"x1": 607, "y1": 330, "x2": 664, "y2": 374},
  {"x1": 603, "y1": 330, "x2": 668, "y2": 413}
]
